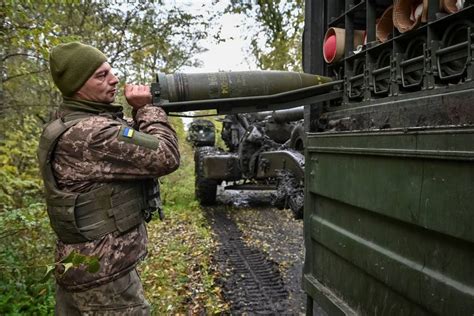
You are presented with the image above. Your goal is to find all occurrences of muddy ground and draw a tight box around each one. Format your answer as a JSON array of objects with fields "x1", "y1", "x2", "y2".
[{"x1": 205, "y1": 186, "x2": 306, "y2": 315}]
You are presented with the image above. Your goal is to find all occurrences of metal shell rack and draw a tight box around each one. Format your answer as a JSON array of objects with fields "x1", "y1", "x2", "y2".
[{"x1": 311, "y1": 0, "x2": 474, "y2": 105}]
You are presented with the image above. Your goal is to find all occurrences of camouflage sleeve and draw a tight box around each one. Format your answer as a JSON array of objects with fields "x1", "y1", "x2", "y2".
[
  {"x1": 132, "y1": 105, "x2": 180, "y2": 176},
  {"x1": 60, "y1": 105, "x2": 180, "y2": 181}
]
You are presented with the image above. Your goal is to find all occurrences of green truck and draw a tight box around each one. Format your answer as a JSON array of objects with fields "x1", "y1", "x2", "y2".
[
  {"x1": 152, "y1": 0, "x2": 473, "y2": 313},
  {"x1": 302, "y1": 0, "x2": 473, "y2": 314}
]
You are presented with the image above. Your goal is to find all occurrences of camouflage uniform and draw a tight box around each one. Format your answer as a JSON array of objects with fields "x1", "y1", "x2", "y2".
[
  {"x1": 55, "y1": 269, "x2": 149, "y2": 315},
  {"x1": 48, "y1": 102, "x2": 179, "y2": 314}
]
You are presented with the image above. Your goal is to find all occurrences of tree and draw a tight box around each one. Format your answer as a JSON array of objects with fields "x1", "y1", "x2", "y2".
[
  {"x1": 1, "y1": 1, "x2": 209, "y2": 118},
  {"x1": 223, "y1": 0, "x2": 304, "y2": 71}
]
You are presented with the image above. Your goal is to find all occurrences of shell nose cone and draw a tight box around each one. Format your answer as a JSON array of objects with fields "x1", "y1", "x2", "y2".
[{"x1": 324, "y1": 34, "x2": 337, "y2": 63}]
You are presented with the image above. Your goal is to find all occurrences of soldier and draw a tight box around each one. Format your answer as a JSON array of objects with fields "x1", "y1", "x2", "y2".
[{"x1": 38, "y1": 42, "x2": 180, "y2": 314}]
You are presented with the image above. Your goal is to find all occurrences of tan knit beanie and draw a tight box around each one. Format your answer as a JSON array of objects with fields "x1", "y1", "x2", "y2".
[{"x1": 49, "y1": 42, "x2": 108, "y2": 96}]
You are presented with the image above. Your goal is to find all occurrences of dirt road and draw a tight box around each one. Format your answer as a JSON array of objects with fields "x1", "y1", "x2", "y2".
[{"x1": 205, "y1": 188, "x2": 306, "y2": 314}]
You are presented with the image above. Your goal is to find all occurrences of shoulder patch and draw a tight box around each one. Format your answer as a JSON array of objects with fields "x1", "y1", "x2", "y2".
[
  {"x1": 122, "y1": 127, "x2": 134, "y2": 138},
  {"x1": 117, "y1": 125, "x2": 159, "y2": 150}
]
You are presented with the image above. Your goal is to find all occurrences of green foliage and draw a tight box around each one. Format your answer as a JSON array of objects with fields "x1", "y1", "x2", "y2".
[
  {"x1": 0, "y1": 114, "x2": 43, "y2": 210},
  {"x1": 213, "y1": 116, "x2": 227, "y2": 150},
  {"x1": 223, "y1": 0, "x2": 304, "y2": 71},
  {"x1": 42, "y1": 250, "x2": 100, "y2": 284},
  {"x1": 1, "y1": 1, "x2": 210, "y2": 118},
  {"x1": 0, "y1": 113, "x2": 56, "y2": 314}
]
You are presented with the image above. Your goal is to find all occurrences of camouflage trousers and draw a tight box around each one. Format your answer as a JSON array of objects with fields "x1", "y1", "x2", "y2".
[{"x1": 55, "y1": 269, "x2": 150, "y2": 315}]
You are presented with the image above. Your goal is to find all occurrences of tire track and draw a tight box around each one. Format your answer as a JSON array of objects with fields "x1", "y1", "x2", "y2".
[{"x1": 207, "y1": 208, "x2": 293, "y2": 314}]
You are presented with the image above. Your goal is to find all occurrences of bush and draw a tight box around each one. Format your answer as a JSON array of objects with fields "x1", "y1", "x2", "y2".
[{"x1": 0, "y1": 115, "x2": 56, "y2": 314}]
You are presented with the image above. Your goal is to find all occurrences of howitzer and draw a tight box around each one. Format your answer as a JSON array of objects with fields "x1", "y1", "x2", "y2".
[{"x1": 189, "y1": 107, "x2": 307, "y2": 218}]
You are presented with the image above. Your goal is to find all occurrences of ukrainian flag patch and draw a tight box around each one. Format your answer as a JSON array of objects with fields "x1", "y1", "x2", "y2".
[
  {"x1": 123, "y1": 127, "x2": 134, "y2": 138},
  {"x1": 117, "y1": 125, "x2": 159, "y2": 150}
]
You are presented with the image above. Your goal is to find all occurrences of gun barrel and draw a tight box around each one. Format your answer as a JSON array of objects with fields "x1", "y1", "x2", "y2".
[{"x1": 255, "y1": 106, "x2": 305, "y2": 123}]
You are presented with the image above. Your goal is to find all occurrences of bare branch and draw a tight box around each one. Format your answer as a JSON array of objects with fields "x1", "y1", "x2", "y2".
[
  {"x1": 2, "y1": 53, "x2": 47, "y2": 62},
  {"x1": 3, "y1": 69, "x2": 47, "y2": 82}
]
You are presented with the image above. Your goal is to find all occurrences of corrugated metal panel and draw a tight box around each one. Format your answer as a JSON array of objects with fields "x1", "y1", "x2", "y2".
[{"x1": 303, "y1": 127, "x2": 474, "y2": 315}]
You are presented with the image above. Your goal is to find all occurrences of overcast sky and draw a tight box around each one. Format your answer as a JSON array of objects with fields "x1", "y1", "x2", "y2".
[
  {"x1": 167, "y1": 0, "x2": 257, "y2": 127},
  {"x1": 177, "y1": 0, "x2": 256, "y2": 73}
]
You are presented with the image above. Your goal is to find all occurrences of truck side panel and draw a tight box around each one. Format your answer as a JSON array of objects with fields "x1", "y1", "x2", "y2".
[
  {"x1": 304, "y1": 128, "x2": 474, "y2": 315},
  {"x1": 303, "y1": 0, "x2": 474, "y2": 314}
]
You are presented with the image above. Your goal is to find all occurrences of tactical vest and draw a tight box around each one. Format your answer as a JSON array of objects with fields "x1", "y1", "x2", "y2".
[{"x1": 37, "y1": 112, "x2": 161, "y2": 244}]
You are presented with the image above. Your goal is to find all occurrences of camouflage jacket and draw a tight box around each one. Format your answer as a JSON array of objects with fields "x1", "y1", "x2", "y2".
[{"x1": 52, "y1": 104, "x2": 179, "y2": 291}]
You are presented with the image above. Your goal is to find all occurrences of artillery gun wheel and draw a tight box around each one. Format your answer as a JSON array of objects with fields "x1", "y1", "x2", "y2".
[
  {"x1": 288, "y1": 192, "x2": 304, "y2": 219},
  {"x1": 289, "y1": 124, "x2": 306, "y2": 153},
  {"x1": 273, "y1": 170, "x2": 304, "y2": 219},
  {"x1": 194, "y1": 146, "x2": 218, "y2": 205}
]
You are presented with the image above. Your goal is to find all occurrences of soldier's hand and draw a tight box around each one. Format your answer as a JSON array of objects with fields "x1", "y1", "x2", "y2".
[{"x1": 124, "y1": 84, "x2": 152, "y2": 110}]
